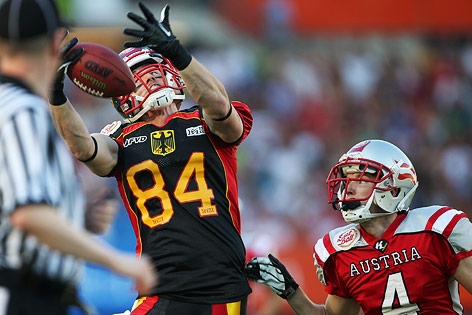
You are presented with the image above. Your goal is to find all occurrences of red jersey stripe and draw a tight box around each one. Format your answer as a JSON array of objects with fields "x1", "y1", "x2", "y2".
[
  {"x1": 442, "y1": 213, "x2": 467, "y2": 238},
  {"x1": 211, "y1": 303, "x2": 228, "y2": 315},
  {"x1": 131, "y1": 296, "x2": 159, "y2": 315},
  {"x1": 323, "y1": 233, "x2": 336, "y2": 255}
]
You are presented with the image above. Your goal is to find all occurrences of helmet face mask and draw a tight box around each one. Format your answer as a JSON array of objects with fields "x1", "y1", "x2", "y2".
[
  {"x1": 326, "y1": 140, "x2": 419, "y2": 223},
  {"x1": 111, "y1": 47, "x2": 186, "y2": 123},
  {"x1": 328, "y1": 158, "x2": 392, "y2": 205}
]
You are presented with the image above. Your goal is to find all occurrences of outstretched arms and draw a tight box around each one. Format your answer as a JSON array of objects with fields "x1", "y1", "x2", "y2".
[
  {"x1": 124, "y1": 3, "x2": 243, "y2": 143},
  {"x1": 49, "y1": 38, "x2": 119, "y2": 176}
]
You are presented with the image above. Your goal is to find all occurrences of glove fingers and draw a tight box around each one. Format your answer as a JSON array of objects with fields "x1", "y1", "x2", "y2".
[
  {"x1": 123, "y1": 40, "x2": 146, "y2": 48},
  {"x1": 253, "y1": 257, "x2": 272, "y2": 268},
  {"x1": 127, "y1": 12, "x2": 150, "y2": 29},
  {"x1": 139, "y1": 2, "x2": 158, "y2": 24},
  {"x1": 60, "y1": 37, "x2": 78, "y2": 56},
  {"x1": 268, "y1": 254, "x2": 288, "y2": 272},
  {"x1": 268, "y1": 254, "x2": 282, "y2": 266},
  {"x1": 60, "y1": 29, "x2": 69, "y2": 43},
  {"x1": 245, "y1": 262, "x2": 261, "y2": 281},
  {"x1": 123, "y1": 28, "x2": 146, "y2": 38},
  {"x1": 58, "y1": 47, "x2": 84, "y2": 74},
  {"x1": 160, "y1": 4, "x2": 171, "y2": 28},
  {"x1": 65, "y1": 47, "x2": 84, "y2": 63}
]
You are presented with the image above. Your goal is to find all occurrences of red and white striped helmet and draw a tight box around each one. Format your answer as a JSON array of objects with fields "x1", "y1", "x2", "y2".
[{"x1": 111, "y1": 47, "x2": 185, "y2": 123}]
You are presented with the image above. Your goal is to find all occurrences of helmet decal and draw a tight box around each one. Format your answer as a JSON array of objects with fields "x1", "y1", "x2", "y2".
[
  {"x1": 398, "y1": 162, "x2": 417, "y2": 184},
  {"x1": 347, "y1": 140, "x2": 371, "y2": 154}
]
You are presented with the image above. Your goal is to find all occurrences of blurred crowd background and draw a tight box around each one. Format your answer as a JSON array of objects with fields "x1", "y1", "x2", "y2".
[{"x1": 58, "y1": 0, "x2": 472, "y2": 314}]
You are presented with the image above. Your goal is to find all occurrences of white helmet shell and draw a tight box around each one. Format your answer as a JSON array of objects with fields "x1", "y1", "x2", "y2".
[{"x1": 327, "y1": 140, "x2": 419, "y2": 223}]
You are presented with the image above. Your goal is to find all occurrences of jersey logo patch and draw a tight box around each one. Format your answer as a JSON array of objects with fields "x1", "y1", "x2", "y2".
[
  {"x1": 151, "y1": 130, "x2": 175, "y2": 156},
  {"x1": 124, "y1": 135, "x2": 147, "y2": 148},
  {"x1": 186, "y1": 126, "x2": 205, "y2": 137},
  {"x1": 334, "y1": 227, "x2": 360, "y2": 250},
  {"x1": 100, "y1": 120, "x2": 122, "y2": 135},
  {"x1": 374, "y1": 239, "x2": 389, "y2": 253}
]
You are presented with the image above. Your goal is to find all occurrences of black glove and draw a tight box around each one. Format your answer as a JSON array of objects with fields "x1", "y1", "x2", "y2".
[
  {"x1": 49, "y1": 37, "x2": 84, "y2": 106},
  {"x1": 245, "y1": 254, "x2": 299, "y2": 299},
  {"x1": 123, "y1": 2, "x2": 192, "y2": 71}
]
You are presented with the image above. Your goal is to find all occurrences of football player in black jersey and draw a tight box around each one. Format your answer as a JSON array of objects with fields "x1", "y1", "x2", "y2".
[{"x1": 49, "y1": 3, "x2": 253, "y2": 314}]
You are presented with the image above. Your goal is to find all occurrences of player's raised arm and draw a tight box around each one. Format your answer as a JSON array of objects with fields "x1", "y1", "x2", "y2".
[
  {"x1": 123, "y1": 3, "x2": 243, "y2": 143},
  {"x1": 49, "y1": 37, "x2": 119, "y2": 176}
]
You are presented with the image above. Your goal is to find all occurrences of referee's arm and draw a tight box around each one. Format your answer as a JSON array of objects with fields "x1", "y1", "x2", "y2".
[
  {"x1": 11, "y1": 204, "x2": 156, "y2": 294},
  {"x1": 50, "y1": 99, "x2": 118, "y2": 176}
]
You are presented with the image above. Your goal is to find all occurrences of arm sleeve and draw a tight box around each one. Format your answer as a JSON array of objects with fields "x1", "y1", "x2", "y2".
[
  {"x1": 314, "y1": 240, "x2": 351, "y2": 298},
  {"x1": 201, "y1": 101, "x2": 253, "y2": 147},
  {"x1": 446, "y1": 215, "x2": 472, "y2": 274},
  {"x1": 100, "y1": 121, "x2": 124, "y2": 178}
]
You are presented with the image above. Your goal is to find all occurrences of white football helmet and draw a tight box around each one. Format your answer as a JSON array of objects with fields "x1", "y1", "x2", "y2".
[
  {"x1": 111, "y1": 47, "x2": 186, "y2": 123},
  {"x1": 326, "y1": 140, "x2": 419, "y2": 223}
]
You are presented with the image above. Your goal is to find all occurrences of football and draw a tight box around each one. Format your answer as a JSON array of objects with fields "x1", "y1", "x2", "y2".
[{"x1": 66, "y1": 42, "x2": 135, "y2": 98}]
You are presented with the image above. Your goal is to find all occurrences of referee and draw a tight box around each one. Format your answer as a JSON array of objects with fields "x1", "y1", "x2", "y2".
[{"x1": 0, "y1": 0, "x2": 156, "y2": 314}]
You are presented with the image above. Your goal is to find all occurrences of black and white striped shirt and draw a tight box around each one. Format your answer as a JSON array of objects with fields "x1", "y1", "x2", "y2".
[{"x1": 0, "y1": 75, "x2": 84, "y2": 284}]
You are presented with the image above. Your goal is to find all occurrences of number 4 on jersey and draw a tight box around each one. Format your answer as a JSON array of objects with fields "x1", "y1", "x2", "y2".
[{"x1": 381, "y1": 272, "x2": 419, "y2": 314}]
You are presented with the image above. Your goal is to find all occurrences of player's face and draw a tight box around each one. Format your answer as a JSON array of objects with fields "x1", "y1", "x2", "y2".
[
  {"x1": 345, "y1": 172, "x2": 376, "y2": 204},
  {"x1": 132, "y1": 65, "x2": 165, "y2": 98}
]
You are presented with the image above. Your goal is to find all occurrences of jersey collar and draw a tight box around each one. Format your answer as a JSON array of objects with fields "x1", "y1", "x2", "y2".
[
  {"x1": 360, "y1": 212, "x2": 407, "y2": 244},
  {"x1": 0, "y1": 74, "x2": 34, "y2": 94}
]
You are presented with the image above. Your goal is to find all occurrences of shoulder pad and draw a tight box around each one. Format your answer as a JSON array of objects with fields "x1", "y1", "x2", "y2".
[
  {"x1": 400, "y1": 206, "x2": 472, "y2": 254},
  {"x1": 397, "y1": 206, "x2": 466, "y2": 236}
]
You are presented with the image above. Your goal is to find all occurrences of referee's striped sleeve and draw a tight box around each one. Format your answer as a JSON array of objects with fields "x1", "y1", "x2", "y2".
[
  {"x1": 0, "y1": 106, "x2": 56, "y2": 211},
  {"x1": 0, "y1": 84, "x2": 84, "y2": 282}
]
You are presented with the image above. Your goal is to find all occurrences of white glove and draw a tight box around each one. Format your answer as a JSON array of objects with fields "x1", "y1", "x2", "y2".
[{"x1": 245, "y1": 254, "x2": 299, "y2": 299}]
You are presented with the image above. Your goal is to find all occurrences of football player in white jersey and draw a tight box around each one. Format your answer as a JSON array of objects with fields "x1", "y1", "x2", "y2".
[{"x1": 246, "y1": 139, "x2": 472, "y2": 315}]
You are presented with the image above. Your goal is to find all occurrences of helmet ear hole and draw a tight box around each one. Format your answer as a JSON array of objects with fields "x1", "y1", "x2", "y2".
[
  {"x1": 391, "y1": 188, "x2": 400, "y2": 197},
  {"x1": 111, "y1": 96, "x2": 138, "y2": 122}
]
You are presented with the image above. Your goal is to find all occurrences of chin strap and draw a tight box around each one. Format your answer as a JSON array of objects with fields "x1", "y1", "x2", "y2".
[
  {"x1": 125, "y1": 88, "x2": 185, "y2": 123},
  {"x1": 396, "y1": 182, "x2": 419, "y2": 211},
  {"x1": 340, "y1": 200, "x2": 361, "y2": 210}
]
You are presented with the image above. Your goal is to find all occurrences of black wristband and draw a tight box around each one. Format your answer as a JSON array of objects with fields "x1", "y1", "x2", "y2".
[
  {"x1": 49, "y1": 89, "x2": 67, "y2": 106},
  {"x1": 78, "y1": 136, "x2": 98, "y2": 163},
  {"x1": 212, "y1": 104, "x2": 233, "y2": 122},
  {"x1": 165, "y1": 39, "x2": 192, "y2": 70}
]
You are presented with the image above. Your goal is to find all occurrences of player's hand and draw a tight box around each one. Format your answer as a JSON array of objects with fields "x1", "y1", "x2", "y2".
[
  {"x1": 84, "y1": 189, "x2": 118, "y2": 234},
  {"x1": 111, "y1": 254, "x2": 158, "y2": 296},
  {"x1": 245, "y1": 254, "x2": 299, "y2": 299},
  {"x1": 50, "y1": 37, "x2": 84, "y2": 105},
  {"x1": 123, "y1": 2, "x2": 191, "y2": 70}
]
